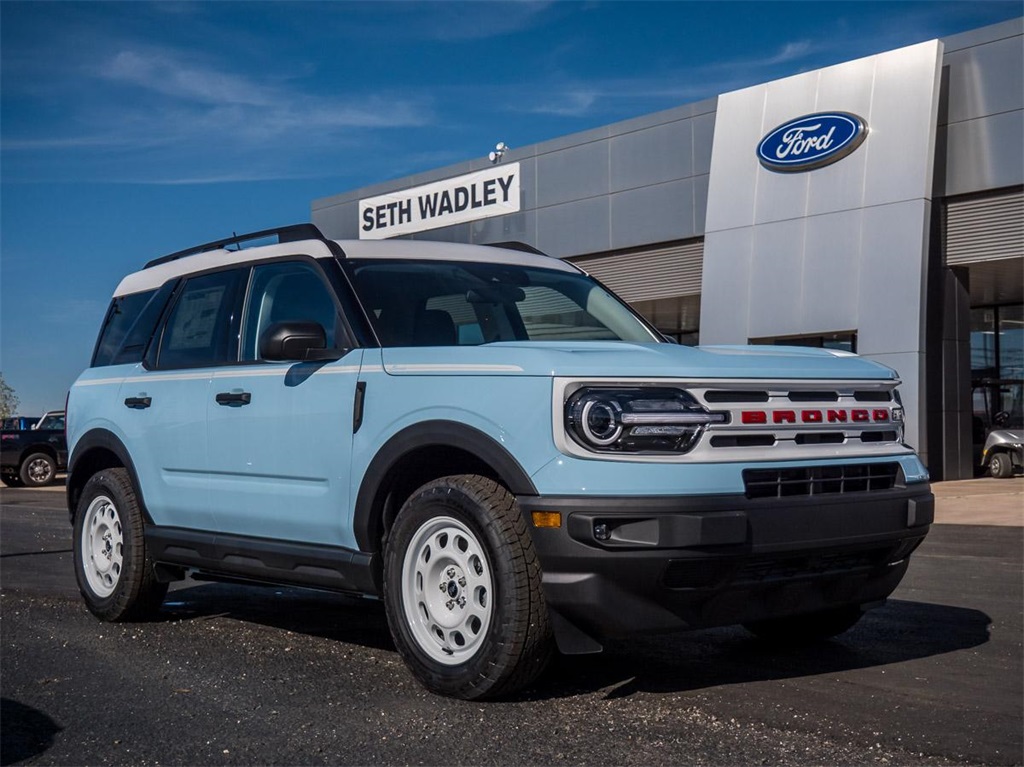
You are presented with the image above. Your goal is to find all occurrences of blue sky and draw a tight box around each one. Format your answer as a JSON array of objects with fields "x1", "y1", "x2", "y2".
[{"x1": 1, "y1": 1, "x2": 1019, "y2": 415}]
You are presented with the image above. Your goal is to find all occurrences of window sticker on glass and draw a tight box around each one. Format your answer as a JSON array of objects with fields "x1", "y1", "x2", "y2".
[{"x1": 167, "y1": 287, "x2": 225, "y2": 350}]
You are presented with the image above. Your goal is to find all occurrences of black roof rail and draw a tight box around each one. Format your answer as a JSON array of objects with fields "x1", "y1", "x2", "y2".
[
  {"x1": 487, "y1": 241, "x2": 549, "y2": 256},
  {"x1": 144, "y1": 223, "x2": 327, "y2": 269}
]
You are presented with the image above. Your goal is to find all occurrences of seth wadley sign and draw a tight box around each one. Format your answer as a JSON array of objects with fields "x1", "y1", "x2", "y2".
[{"x1": 359, "y1": 163, "x2": 521, "y2": 240}]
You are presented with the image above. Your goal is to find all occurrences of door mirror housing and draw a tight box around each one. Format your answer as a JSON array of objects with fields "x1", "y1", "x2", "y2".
[{"x1": 259, "y1": 321, "x2": 342, "y2": 362}]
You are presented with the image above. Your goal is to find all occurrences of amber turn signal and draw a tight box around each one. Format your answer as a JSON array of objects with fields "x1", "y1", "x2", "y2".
[{"x1": 530, "y1": 511, "x2": 562, "y2": 528}]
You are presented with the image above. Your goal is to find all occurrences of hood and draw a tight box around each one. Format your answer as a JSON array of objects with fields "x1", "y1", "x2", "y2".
[{"x1": 380, "y1": 342, "x2": 898, "y2": 381}]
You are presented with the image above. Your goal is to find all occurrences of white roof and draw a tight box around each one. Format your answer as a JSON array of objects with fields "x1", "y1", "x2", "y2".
[{"x1": 114, "y1": 238, "x2": 579, "y2": 296}]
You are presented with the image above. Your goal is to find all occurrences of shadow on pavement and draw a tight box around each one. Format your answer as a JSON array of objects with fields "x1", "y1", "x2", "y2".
[
  {"x1": 0, "y1": 698, "x2": 62, "y2": 766},
  {"x1": 159, "y1": 581, "x2": 395, "y2": 652},
  {"x1": 528, "y1": 599, "x2": 991, "y2": 700},
  {"x1": 153, "y1": 582, "x2": 989, "y2": 700}
]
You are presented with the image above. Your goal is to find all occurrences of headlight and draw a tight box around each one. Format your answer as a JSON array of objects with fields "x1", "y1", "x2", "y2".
[{"x1": 565, "y1": 387, "x2": 726, "y2": 454}]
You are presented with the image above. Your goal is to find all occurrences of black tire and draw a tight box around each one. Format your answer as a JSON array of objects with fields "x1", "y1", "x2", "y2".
[
  {"x1": 989, "y1": 452, "x2": 1013, "y2": 479},
  {"x1": 744, "y1": 605, "x2": 864, "y2": 643},
  {"x1": 73, "y1": 468, "x2": 167, "y2": 621},
  {"x1": 383, "y1": 475, "x2": 553, "y2": 700},
  {"x1": 19, "y1": 453, "x2": 56, "y2": 487}
]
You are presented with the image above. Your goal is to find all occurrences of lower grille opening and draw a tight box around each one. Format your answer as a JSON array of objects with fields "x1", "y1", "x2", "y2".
[
  {"x1": 735, "y1": 547, "x2": 892, "y2": 583},
  {"x1": 711, "y1": 434, "x2": 776, "y2": 448},
  {"x1": 795, "y1": 432, "x2": 845, "y2": 445},
  {"x1": 743, "y1": 462, "x2": 901, "y2": 499},
  {"x1": 662, "y1": 542, "x2": 915, "y2": 590},
  {"x1": 861, "y1": 431, "x2": 898, "y2": 443}
]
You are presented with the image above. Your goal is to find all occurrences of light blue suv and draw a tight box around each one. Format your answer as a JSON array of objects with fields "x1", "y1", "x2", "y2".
[{"x1": 67, "y1": 224, "x2": 934, "y2": 699}]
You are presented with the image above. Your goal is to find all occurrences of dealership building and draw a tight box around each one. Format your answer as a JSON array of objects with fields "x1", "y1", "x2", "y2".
[{"x1": 312, "y1": 18, "x2": 1023, "y2": 481}]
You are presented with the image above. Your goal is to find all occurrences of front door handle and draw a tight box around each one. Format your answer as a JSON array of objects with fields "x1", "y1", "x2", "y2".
[
  {"x1": 124, "y1": 396, "x2": 151, "y2": 409},
  {"x1": 215, "y1": 391, "x2": 252, "y2": 406}
]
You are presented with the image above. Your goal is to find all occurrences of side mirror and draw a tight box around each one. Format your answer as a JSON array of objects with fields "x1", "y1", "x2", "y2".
[{"x1": 259, "y1": 321, "x2": 340, "y2": 362}]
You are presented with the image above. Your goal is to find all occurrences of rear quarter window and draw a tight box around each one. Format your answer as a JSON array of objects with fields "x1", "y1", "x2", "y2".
[{"x1": 92, "y1": 290, "x2": 158, "y2": 367}]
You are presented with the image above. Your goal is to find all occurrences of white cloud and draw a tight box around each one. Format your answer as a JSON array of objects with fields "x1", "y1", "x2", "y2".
[{"x1": 102, "y1": 49, "x2": 274, "y2": 106}]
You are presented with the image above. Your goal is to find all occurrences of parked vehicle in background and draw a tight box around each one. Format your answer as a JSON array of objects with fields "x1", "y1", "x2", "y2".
[
  {"x1": 1, "y1": 410, "x2": 67, "y2": 487},
  {"x1": 2, "y1": 416, "x2": 40, "y2": 431},
  {"x1": 33, "y1": 410, "x2": 66, "y2": 431},
  {"x1": 973, "y1": 379, "x2": 1023, "y2": 478},
  {"x1": 66, "y1": 224, "x2": 933, "y2": 700}
]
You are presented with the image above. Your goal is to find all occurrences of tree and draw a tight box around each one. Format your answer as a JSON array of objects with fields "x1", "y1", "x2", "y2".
[{"x1": 0, "y1": 373, "x2": 18, "y2": 420}]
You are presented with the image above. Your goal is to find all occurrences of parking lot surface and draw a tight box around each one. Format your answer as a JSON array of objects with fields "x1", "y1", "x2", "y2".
[{"x1": 1, "y1": 480, "x2": 1021, "y2": 766}]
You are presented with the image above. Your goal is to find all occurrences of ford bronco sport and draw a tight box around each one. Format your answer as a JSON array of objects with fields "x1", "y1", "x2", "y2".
[{"x1": 67, "y1": 224, "x2": 933, "y2": 699}]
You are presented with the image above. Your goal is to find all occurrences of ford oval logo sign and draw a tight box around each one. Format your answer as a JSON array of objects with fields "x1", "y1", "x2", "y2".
[{"x1": 756, "y1": 112, "x2": 867, "y2": 172}]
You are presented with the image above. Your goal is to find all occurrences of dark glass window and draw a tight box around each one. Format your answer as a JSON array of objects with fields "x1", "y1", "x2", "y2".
[
  {"x1": 345, "y1": 259, "x2": 659, "y2": 347},
  {"x1": 157, "y1": 270, "x2": 244, "y2": 369},
  {"x1": 241, "y1": 261, "x2": 340, "y2": 361},
  {"x1": 110, "y1": 281, "x2": 177, "y2": 366},
  {"x1": 92, "y1": 290, "x2": 157, "y2": 367}
]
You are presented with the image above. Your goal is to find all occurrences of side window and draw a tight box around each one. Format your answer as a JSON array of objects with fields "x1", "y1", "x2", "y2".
[
  {"x1": 241, "y1": 261, "x2": 341, "y2": 361},
  {"x1": 111, "y1": 280, "x2": 178, "y2": 366},
  {"x1": 156, "y1": 269, "x2": 244, "y2": 369},
  {"x1": 92, "y1": 290, "x2": 157, "y2": 367}
]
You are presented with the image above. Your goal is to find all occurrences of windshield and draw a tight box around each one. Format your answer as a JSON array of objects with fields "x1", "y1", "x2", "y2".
[{"x1": 344, "y1": 259, "x2": 662, "y2": 346}]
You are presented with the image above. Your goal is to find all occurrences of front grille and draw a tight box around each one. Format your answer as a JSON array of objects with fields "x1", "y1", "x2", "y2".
[{"x1": 743, "y1": 462, "x2": 901, "y2": 499}]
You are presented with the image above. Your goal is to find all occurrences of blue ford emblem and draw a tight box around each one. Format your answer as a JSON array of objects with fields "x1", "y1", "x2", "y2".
[{"x1": 756, "y1": 112, "x2": 867, "y2": 172}]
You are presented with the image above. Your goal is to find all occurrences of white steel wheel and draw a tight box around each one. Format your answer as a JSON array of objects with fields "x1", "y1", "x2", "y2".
[
  {"x1": 383, "y1": 475, "x2": 553, "y2": 700},
  {"x1": 401, "y1": 515, "x2": 494, "y2": 665},
  {"x1": 80, "y1": 494, "x2": 124, "y2": 598},
  {"x1": 74, "y1": 468, "x2": 167, "y2": 621}
]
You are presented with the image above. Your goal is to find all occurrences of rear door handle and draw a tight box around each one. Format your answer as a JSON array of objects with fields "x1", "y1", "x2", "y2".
[
  {"x1": 215, "y1": 391, "x2": 252, "y2": 406},
  {"x1": 124, "y1": 397, "x2": 151, "y2": 409}
]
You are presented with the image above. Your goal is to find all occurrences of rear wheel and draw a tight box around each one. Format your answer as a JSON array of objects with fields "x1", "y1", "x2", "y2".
[
  {"x1": 744, "y1": 605, "x2": 864, "y2": 643},
  {"x1": 20, "y1": 453, "x2": 56, "y2": 487},
  {"x1": 989, "y1": 452, "x2": 1013, "y2": 479},
  {"x1": 383, "y1": 475, "x2": 553, "y2": 700},
  {"x1": 73, "y1": 468, "x2": 167, "y2": 621}
]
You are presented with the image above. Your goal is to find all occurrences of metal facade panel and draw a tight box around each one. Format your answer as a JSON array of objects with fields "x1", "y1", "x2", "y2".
[
  {"x1": 946, "y1": 189, "x2": 1024, "y2": 265},
  {"x1": 942, "y1": 110, "x2": 1024, "y2": 198},
  {"x1": 572, "y1": 241, "x2": 704, "y2": 303},
  {"x1": 536, "y1": 196, "x2": 611, "y2": 259},
  {"x1": 802, "y1": 211, "x2": 862, "y2": 332},
  {"x1": 857, "y1": 200, "x2": 931, "y2": 355},
  {"x1": 943, "y1": 34, "x2": 1023, "y2": 125},
  {"x1": 609, "y1": 120, "x2": 694, "y2": 193},
  {"x1": 609, "y1": 179, "x2": 696, "y2": 249},
  {"x1": 692, "y1": 111, "x2": 715, "y2": 178},
  {"x1": 536, "y1": 141, "x2": 609, "y2": 209}
]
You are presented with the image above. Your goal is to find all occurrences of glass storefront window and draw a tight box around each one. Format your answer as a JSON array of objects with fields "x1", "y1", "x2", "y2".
[
  {"x1": 998, "y1": 305, "x2": 1023, "y2": 380},
  {"x1": 970, "y1": 307, "x2": 998, "y2": 379},
  {"x1": 969, "y1": 303, "x2": 1023, "y2": 433}
]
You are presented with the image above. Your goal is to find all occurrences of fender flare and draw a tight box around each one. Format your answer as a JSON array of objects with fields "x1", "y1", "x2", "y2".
[
  {"x1": 66, "y1": 428, "x2": 150, "y2": 523},
  {"x1": 353, "y1": 420, "x2": 537, "y2": 552}
]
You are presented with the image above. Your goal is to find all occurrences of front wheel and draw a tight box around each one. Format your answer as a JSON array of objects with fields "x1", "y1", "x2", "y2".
[
  {"x1": 744, "y1": 605, "x2": 864, "y2": 643},
  {"x1": 989, "y1": 452, "x2": 1014, "y2": 479},
  {"x1": 383, "y1": 475, "x2": 553, "y2": 700},
  {"x1": 73, "y1": 468, "x2": 167, "y2": 621},
  {"x1": 20, "y1": 453, "x2": 56, "y2": 487}
]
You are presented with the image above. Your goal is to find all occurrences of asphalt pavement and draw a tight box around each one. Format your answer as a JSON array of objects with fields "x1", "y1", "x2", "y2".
[{"x1": 1, "y1": 479, "x2": 1021, "y2": 766}]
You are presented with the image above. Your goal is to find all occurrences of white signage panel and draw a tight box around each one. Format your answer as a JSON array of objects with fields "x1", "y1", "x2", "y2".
[{"x1": 359, "y1": 163, "x2": 521, "y2": 240}]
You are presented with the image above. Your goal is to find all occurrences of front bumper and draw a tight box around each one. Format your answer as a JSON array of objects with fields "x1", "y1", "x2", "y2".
[{"x1": 519, "y1": 484, "x2": 933, "y2": 653}]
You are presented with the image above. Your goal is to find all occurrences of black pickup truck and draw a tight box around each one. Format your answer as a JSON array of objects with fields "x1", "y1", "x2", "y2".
[{"x1": 1, "y1": 410, "x2": 67, "y2": 487}]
